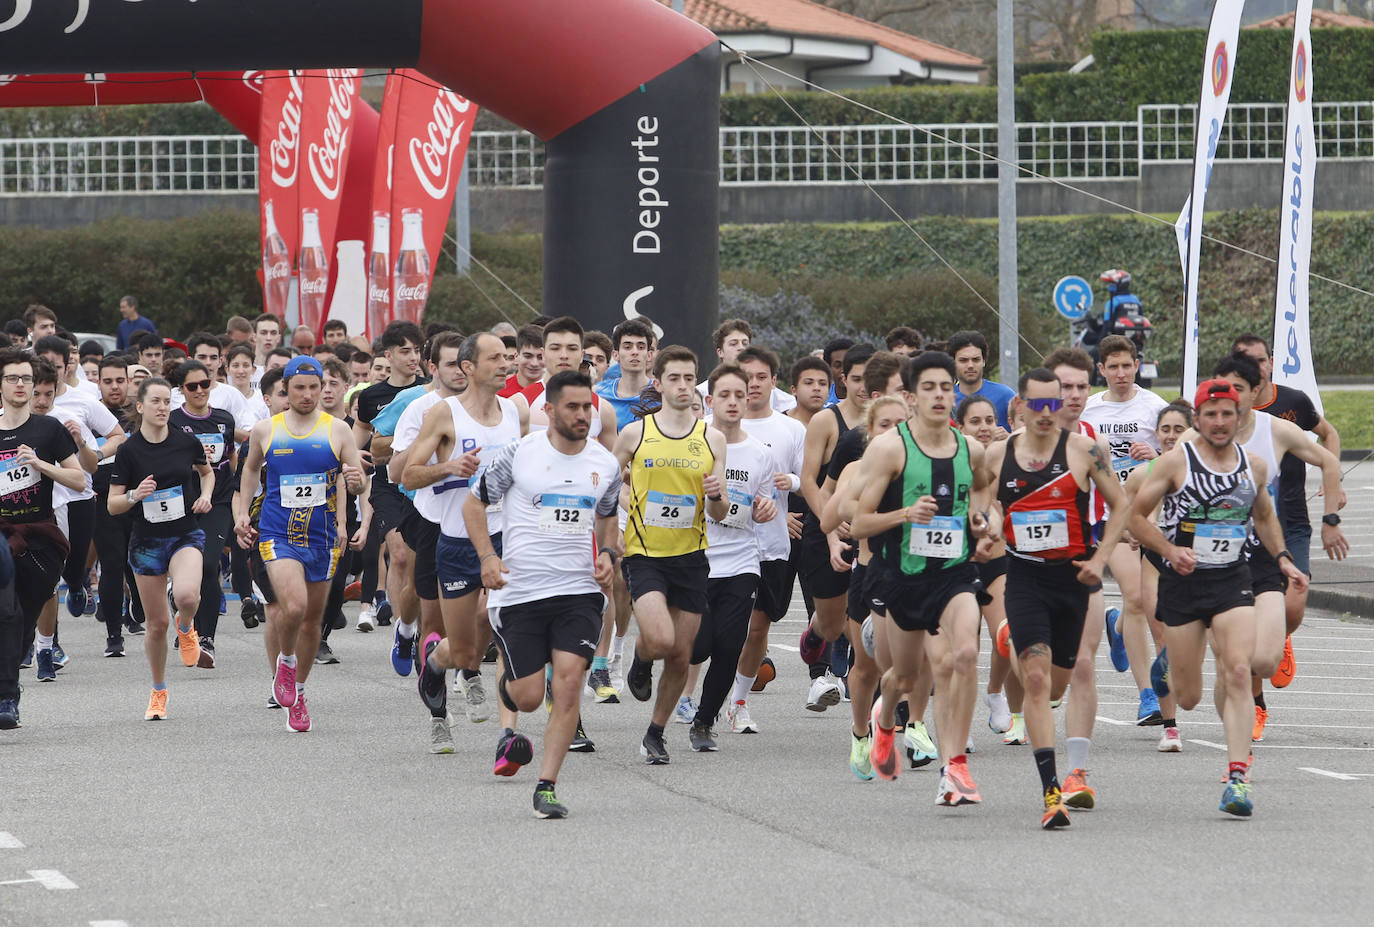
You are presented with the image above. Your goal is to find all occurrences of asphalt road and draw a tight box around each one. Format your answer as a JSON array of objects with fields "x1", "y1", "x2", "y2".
[{"x1": 3, "y1": 590, "x2": 1373, "y2": 927}]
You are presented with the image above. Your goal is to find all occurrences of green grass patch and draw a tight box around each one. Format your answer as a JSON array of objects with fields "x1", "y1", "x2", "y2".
[{"x1": 1321, "y1": 391, "x2": 1374, "y2": 451}]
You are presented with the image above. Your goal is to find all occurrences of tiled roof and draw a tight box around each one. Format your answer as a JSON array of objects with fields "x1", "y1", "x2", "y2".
[
  {"x1": 1248, "y1": 9, "x2": 1374, "y2": 29},
  {"x1": 658, "y1": 0, "x2": 984, "y2": 69}
]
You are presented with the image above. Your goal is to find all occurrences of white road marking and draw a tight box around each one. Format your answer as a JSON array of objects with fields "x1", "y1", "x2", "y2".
[
  {"x1": 91, "y1": 921, "x2": 131, "y2": 926},
  {"x1": 0, "y1": 870, "x2": 77, "y2": 889},
  {"x1": 0, "y1": 833, "x2": 22, "y2": 849},
  {"x1": 1298, "y1": 767, "x2": 1359, "y2": 781},
  {"x1": 1189, "y1": 739, "x2": 1226, "y2": 751},
  {"x1": 1094, "y1": 715, "x2": 1130, "y2": 726}
]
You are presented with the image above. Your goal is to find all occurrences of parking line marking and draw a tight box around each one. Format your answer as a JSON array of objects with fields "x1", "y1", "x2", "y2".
[{"x1": 1298, "y1": 767, "x2": 1359, "y2": 781}]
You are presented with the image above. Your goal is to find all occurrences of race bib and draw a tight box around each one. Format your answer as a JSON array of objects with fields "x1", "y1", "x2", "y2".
[
  {"x1": 1111, "y1": 454, "x2": 1141, "y2": 481},
  {"x1": 1011, "y1": 510, "x2": 1069, "y2": 553},
  {"x1": 1194, "y1": 523, "x2": 1246, "y2": 565},
  {"x1": 142, "y1": 487, "x2": 185, "y2": 523},
  {"x1": 280, "y1": 473, "x2": 328, "y2": 508},
  {"x1": 539, "y1": 493, "x2": 594, "y2": 535},
  {"x1": 0, "y1": 456, "x2": 39, "y2": 495},
  {"x1": 718, "y1": 487, "x2": 754, "y2": 530},
  {"x1": 909, "y1": 515, "x2": 964, "y2": 558},
  {"x1": 645, "y1": 491, "x2": 696, "y2": 529},
  {"x1": 196, "y1": 433, "x2": 225, "y2": 465}
]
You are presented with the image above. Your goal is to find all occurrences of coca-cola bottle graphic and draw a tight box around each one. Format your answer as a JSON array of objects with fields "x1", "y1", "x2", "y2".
[
  {"x1": 366, "y1": 211, "x2": 392, "y2": 339},
  {"x1": 298, "y1": 207, "x2": 329, "y2": 334},
  {"x1": 261, "y1": 199, "x2": 292, "y2": 319},
  {"x1": 393, "y1": 208, "x2": 431, "y2": 326}
]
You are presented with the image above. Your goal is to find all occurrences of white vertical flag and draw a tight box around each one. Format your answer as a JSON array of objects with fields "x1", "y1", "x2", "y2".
[
  {"x1": 1272, "y1": 0, "x2": 1322, "y2": 414},
  {"x1": 1179, "y1": 0, "x2": 1247, "y2": 398}
]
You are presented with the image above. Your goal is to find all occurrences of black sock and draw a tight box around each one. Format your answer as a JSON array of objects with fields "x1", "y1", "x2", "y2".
[
  {"x1": 460, "y1": 668, "x2": 480, "y2": 681},
  {"x1": 1034, "y1": 748, "x2": 1059, "y2": 793},
  {"x1": 536, "y1": 778, "x2": 555, "y2": 793},
  {"x1": 1163, "y1": 718, "x2": 1177, "y2": 729},
  {"x1": 895, "y1": 699, "x2": 911, "y2": 728},
  {"x1": 809, "y1": 659, "x2": 829, "y2": 680},
  {"x1": 647, "y1": 722, "x2": 664, "y2": 739},
  {"x1": 1254, "y1": 693, "x2": 1267, "y2": 710}
]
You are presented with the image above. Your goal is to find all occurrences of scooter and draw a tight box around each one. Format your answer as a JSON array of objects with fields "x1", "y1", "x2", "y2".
[{"x1": 1072, "y1": 269, "x2": 1159, "y2": 388}]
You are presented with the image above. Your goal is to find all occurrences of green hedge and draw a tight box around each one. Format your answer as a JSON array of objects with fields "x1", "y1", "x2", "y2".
[{"x1": 0, "y1": 103, "x2": 236, "y2": 138}]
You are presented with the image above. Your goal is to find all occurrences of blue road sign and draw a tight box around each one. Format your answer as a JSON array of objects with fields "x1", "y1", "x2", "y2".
[{"x1": 1053, "y1": 275, "x2": 1093, "y2": 321}]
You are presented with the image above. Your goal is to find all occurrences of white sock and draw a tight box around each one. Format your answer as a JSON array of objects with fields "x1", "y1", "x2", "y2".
[
  {"x1": 611, "y1": 634, "x2": 626, "y2": 660},
  {"x1": 37, "y1": 633, "x2": 54, "y2": 651},
  {"x1": 279, "y1": 654, "x2": 297, "y2": 669},
  {"x1": 295, "y1": 682, "x2": 305, "y2": 696},
  {"x1": 398, "y1": 619, "x2": 417, "y2": 639},
  {"x1": 731, "y1": 672, "x2": 755, "y2": 705},
  {"x1": 1067, "y1": 736, "x2": 1091, "y2": 771}
]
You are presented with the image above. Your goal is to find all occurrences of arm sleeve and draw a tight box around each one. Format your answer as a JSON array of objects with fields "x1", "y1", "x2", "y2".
[
  {"x1": 597, "y1": 466, "x2": 624, "y2": 517},
  {"x1": 477, "y1": 441, "x2": 518, "y2": 505}
]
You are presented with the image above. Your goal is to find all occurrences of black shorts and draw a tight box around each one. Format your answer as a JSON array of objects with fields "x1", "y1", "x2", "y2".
[
  {"x1": 1157, "y1": 562, "x2": 1254, "y2": 628},
  {"x1": 491, "y1": 592, "x2": 604, "y2": 681},
  {"x1": 249, "y1": 545, "x2": 277, "y2": 606},
  {"x1": 399, "y1": 507, "x2": 440, "y2": 601},
  {"x1": 797, "y1": 527, "x2": 852, "y2": 600},
  {"x1": 755, "y1": 558, "x2": 795, "y2": 623},
  {"x1": 623, "y1": 551, "x2": 709, "y2": 615},
  {"x1": 975, "y1": 555, "x2": 1008, "y2": 607},
  {"x1": 847, "y1": 561, "x2": 869, "y2": 624},
  {"x1": 369, "y1": 481, "x2": 409, "y2": 536},
  {"x1": 691, "y1": 573, "x2": 757, "y2": 666},
  {"x1": 866, "y1": 561, "x2": 980, "y2": 635},
  {"x1": 1003, "y1": 558, "x2": 1090, "y2": 669},
  {"x1": 1248, "y1": 545, "x2": 1289, "y2": 597}
]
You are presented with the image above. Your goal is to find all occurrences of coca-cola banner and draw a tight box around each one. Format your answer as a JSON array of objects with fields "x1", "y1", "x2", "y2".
[
  {"x1": 258, "y1": 70, "x2": 303, "y2": 326},
  {"x1": 365, "y1": 73, "x2": 406, "y2": 339},
  {"x1": 296, "y1": 68, "x2": 363, "y2": 335},
  {"x1": 386, "y1": 75, "x2": 478, "y2": 327}
]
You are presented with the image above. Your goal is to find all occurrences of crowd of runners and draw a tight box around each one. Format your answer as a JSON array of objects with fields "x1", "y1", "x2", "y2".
[{"x1": 0, "y1": 301, "x2": 1350, "y2": 824}]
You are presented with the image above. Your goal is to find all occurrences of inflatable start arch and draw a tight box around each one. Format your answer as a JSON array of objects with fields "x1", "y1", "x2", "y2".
[{"x1": 0, "y1": 0, "x2": 721, "y2": 352}]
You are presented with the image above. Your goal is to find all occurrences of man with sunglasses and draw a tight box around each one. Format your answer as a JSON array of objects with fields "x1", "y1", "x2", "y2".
[{"x1": 983, "y1": 368, "x2": 1129, "y2": 828}]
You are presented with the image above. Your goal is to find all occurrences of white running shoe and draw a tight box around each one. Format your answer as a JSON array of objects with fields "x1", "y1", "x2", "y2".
[
  {"x1": 430, "y1": 715, "x2": 454, "y2": 754},
  {"x1": 357, "y1": 606, "x2": 376, "y2": 632},
  {"x1": 986, "y1": 691, "x2": 1012, "y2": 733},
  {"x1": 458, "y1": 672, "x2": 491, "y2": 723},
  {"x1": 805, "y1": 674, "x2": 843, "y2": 712},
  {"x1": 965, "y1": 732, "x2": 977, "y2": 754},
  {"x1": 1003, "y1": 713, "x2": 1027, "y2": 745},
  {"x1": 728, "y1": 700, "x2": 759, "y2": 734},
  {"x1": 608, "y1": 653, "x2": 626, "y2": 694},
  {"x1": 1158, "y1": 727, "x2": 1183, "y2": 753},
  {"x1": 673, "y1": 695, "x2": 698, "y2": 724}
]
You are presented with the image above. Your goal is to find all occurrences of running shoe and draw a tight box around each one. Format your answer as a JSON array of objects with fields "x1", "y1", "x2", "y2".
[
  {"x1": 588, "y1": 667, "x2": 619, "y2": 703},
  {"x1": 418, "y1": 634, "x2": 448, "y2": 717},
  {"x1": 689, "y1": 723, "x2": 718, "y2": 752},
  {"x1": 430, "y1": 715, "x2": 454, "y2": 754},
  {"x1": 995, "y1": 620, "x2": 1011, "y2": 659},
  {"x1": 176, "y1": 624, "x2": 200, "y2": 668},
  {"x1": 315, "y1": 641, "x2": 339, "y2": 665},
  {"x1": 375, "y1": 597, "x2": 393, "y2": 627},
  {"x1": 798, "y1": 625, "x2": 825, "y2": 665},
  {"x1": 640, "y1": 728, "x2": 670, "y2": 765},
  {"x1": 942, "y1": 760, "x2": 982, "y2": 805},
  {"x1": 287, "y1": 693, "x2": 311, "y2": 732},
  {"x1": 607, "y1": 653, "x2": 626, "y2": 693},
  {"x1": 391, "y1": 624, "x2": 416, "y2": 677},
  {"x1": 570, "y1": 717, "x2": 595, "y2": 753},
  {"x1": 35, "y1": 648, "x2": 55, "y2": 682},
  {"x1": 356, "y1": 606, "x2": 376, "y2": 632},
  {"x1": 533, "y1": 786, "x2": 569, "y2": 820},
  {"x1": 240, "y1": 599, "x2": 261, "y2": 630},
  {"x1": 904, "y1": 720, "x2": 937, "y2": 768},
  {"x1": 1104, "y1": 607, "x2": 1129, "y2": 672},
  {"x1": 1061, "y1": 768, "x2": 1095, "y2": 810},
  {"x1": 1220, "y1": 780, "x2": 1253, "y2": 817},
  {"x1": 673, "y1": 695, "x2": 698, "y2": 725},
  {"x1": 197, "y1": 637, "x2": 216, "y2": 669},
  {"x1": 1042, "y1": 786, "x2": 1071, "y2": 829},
  {"x1": 728, "y1": 700, "x2": 758, "y2": 734},
  {"x1": 544, "y1": 674, "x2": 553, "y2": 713},
  {"x1": 273, "y1": 658, "x2": 298, "y2": 709},
  {"x1": 220, "y1": 591, "x2": 228, "y2": 616},
  {"x1": 51, "y1": 643, "x2": 68, "y2": 669},
  {"x1": 494, "y1": 730, "x2": 533, "y2": 776},
  {"x1": 850, "y1": 730, "x2": 874, "y2": 780},
  {"x1": 805, "y1": 674, "x2": 842, "y2": 712},
  {"x1": 330, "y1": 609, "x2": 346, "y2": 631},
  {"x1": 104, "y1": 635, "x2": 125, "y2": 658},
  {"x1": 82, "y1": 583, "x2": 97, "y2": 616},
  {"x1": 1252, "y1": 705, "x2": 1268, "y2": 743},
  {"x1": 0, "y1": 697, "x2": 18, "y2": 730},
  {"x1": 1151, "y1": 647, "x2": 1170, "y2": 698},
  {"x1": 484, "y1": 640, "x2": 499, "y2": 663},
  {"x1": 987, "y1": 691, "x2": 1012, "y2": 734},
  {"x1": 344, "y1": 580, "x2": 361, "y2": 602},
  {"x1": 751, "y1": 656, "x2": 776, "y2": 692},
  {"x1": 869, "y1": 698, "x2": 899, "y2": 781},
  {"x1": 1136, "y1": 689, "x2": 1163, "y2": 726},
  {"x1": 1271, "y1": 636, "x2": 1295, "y2": 688},
  {"x1": 65, "y1": 583, "x2": 86, "y2": 618},
  {"x1": 1003, "y1": 713, "x2": 1027, "y2": 745},
  {"x1": 459, "y1": 672, "x2": 491, "y2": 723},
  {"x1": 144, "y1": 688, "x2": 168, "y2": 721},
  {"x1": 626, "y1": 653, "x2": 653, "y2": 703},
  {"x1": 1158, "y1": 727, "x2": 1183, "y2": 752},
  {"x1": 966, "y1": 733, "x2": 977, "y2": 754},
  {"x1": 20, "y1": 645, "x2": 32, "y2": 669}
]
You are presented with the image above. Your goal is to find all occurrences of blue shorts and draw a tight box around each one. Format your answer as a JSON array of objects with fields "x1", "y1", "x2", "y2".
[
  {"x1": 1283, "y1": 525, "x2": 1312, "y2": 577},
  {"x1": 129, "y1": 530, "x2": 205, "y2": 577},
  {"x1": 258, "y1": 536, "x2": 341, "y2": 583},
  {"x1": 437, "y1": 532, "x2": 501, "y2": 599}
]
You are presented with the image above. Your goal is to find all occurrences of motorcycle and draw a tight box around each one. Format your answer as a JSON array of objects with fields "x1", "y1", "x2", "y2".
[{"x1": 1071, "y1": 269, "x2": 1159, "y2": 388}]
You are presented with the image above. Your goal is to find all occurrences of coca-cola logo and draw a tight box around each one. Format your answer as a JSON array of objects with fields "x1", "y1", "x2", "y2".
[
  {"x1": 301, "y1": 276, "x2": 329, "y2": 296},
  {"x1": 268, "y1": 72, "x2": 305, "y2": 189},
  {"x1": 395, "y1": 281, "x2": 430, "y2": 303},
  {"x1": 243, "y1": 71, "x2": 264, "y2": 95},
  {"x1": 265, "y1": 260, "x2": 291, "y2": 282},
  {"x1": 407, "y1": 89, "x2": 472, "y2": 201},
  {"x1": 368, "y1": 283, "x2": 390, "y2": 303},
  {"x1": 307, "y1": 69, "x2": 360, "y2": 202}
]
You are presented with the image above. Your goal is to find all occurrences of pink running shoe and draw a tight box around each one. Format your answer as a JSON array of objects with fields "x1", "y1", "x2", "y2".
[
  {"x1": 274, "y1": 658, "x2": 298, "y2": 709},
  {"x1": 288, "y1": 693, "x2": 311, "y2": 732}
]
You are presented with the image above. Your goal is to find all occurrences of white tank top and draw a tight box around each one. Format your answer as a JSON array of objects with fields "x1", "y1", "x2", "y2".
[
  {"x1": 424, "y1": 394, "x2": 521, "y2": 538},
  {"x1": 1240, "y1": 411, "x2": 1279, "y2": 497}
]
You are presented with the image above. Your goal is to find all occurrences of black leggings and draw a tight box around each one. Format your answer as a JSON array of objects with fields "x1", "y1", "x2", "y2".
[
  {"x1": 14, "y1": 538, "x2": 65, "y2": 667},
  {"x1": 94, "y1": 496, "x2": 143, "y2": 638},
  {"x1": 61, "y1": 498, "x2": 96, "y2": 593},
  {"x1": 691, "y1": 573, "x2": 759, "y2": 727},
  {"x1": 192, "y1": 503, "x2": 234, "y2": 640}
]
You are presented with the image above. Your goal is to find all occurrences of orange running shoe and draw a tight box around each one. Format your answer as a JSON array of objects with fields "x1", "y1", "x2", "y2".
[
  {"x1": 996, "y1": 621, "x2": 1011, "y2": 659},
  {"x1": 145, "y1": 688, "x2": 168, "y2": 721},
  {"x1": 751, "y1": 656, "x2": 776, "y2": 692},
  {"x1": 344, "y1": 580, "x2": 362, "y2": 602},
  {"x1": 945, "y1": 758, "x2": 982, "y2": 804},
  {"x1": 869, "y1": 698, "x2": 899, "y2": 781},
  {"x1": 1271, "y1": 636, "x2": 1295, "y2": 688},
  {"x1": 1042, "y1": 786, "x2": 1071, "y2": 829},
  {"x1": 176, "y1": 624, "x2": 200, "y2": 668},
  {"x1": 1061, "y1": 768, "x2": 1095, "y2": 810},
  {"x1": 1252, "y1": 705, "x2": 1269, "y2": 743}
]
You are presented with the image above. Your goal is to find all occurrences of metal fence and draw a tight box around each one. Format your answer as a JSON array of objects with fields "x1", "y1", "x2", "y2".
[{"x1": 6, "y1": 101, "x2": 1374, "y2": 196}]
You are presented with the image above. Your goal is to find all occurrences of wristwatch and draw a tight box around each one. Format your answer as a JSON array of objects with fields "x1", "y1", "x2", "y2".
[{"x1": 1322, "y1": 513, "x2": 1341, "y2": 527}]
